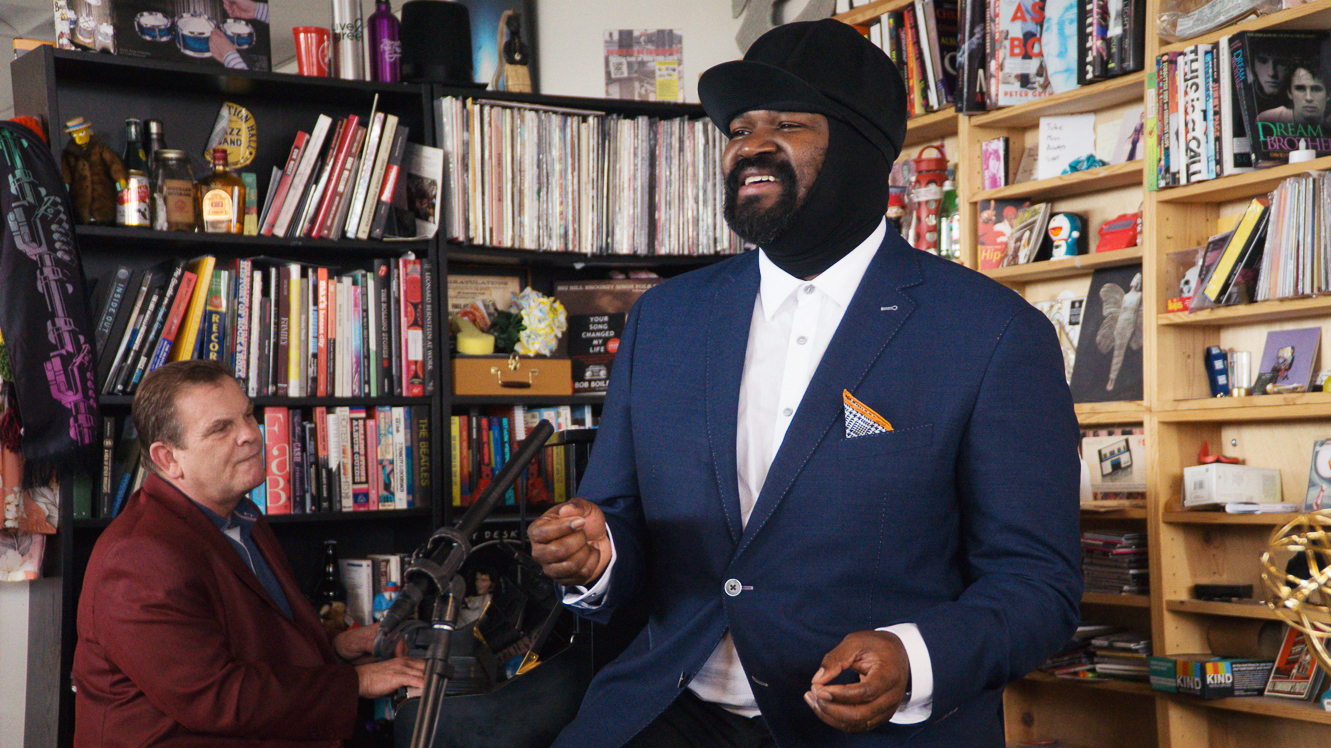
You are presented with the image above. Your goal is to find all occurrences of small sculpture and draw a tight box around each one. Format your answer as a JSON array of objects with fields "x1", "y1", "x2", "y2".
[
  {"x1": 60, "y1": 117, "x2": 126, "y2": 225},
  {"x1": 491, "y1": 11, "x2": 532, "y2": 93},
  {"x1": 1047, "y1": 213, "x2": 1083, "y2": 258}
]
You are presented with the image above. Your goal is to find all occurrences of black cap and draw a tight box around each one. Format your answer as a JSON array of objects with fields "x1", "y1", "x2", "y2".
[{"x1": 698, "y1": 19, "x2": 908, "y2": 166}]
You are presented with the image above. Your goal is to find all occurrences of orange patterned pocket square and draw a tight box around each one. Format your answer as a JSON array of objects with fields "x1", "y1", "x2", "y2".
[{"x1": 843, "y1": 389, "x2": 893, "y2": 438}]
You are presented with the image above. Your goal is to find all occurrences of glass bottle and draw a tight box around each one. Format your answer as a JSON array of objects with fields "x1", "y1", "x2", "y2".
[
  {"x1": 313, "y1": 539, "x2": 347, "y2": 607},
  {"x1": 367, "y1": 0, "x2": 401, "y2": 83},
  {"x1": 197, "y1": 147, "x2": 245, "y2": 234},
  {"x1": 143, "y1": 119, "x2": 167, "y2": 171},
  {"x1": 117, "y1": 119, "x2": 151, "y2": 227},
  {"x1": 152, "y1": 149, "x2": 196, "y2": 232},
  {"x1": 938, "y1": 168, "x2": 960, "y2": 263}
]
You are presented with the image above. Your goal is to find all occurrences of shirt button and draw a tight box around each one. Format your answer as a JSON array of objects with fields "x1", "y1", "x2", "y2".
[
  {"x1": 803, "y1": 285, "x2": 815, "y2": 294},
  {"x1": 781, "y1": 407, "x2": 792, "y2": 417},
  {"x1": 796, "y1": 335, "x2": 807, "y2": 345},
  {"x1": 724, "y1": 579, "x2": 743, "y2": 597}
]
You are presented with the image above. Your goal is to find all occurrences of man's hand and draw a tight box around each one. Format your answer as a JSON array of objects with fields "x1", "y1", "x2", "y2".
[
  {"x1": 527, "y1": 498, "x2": 612, "y2": 587},
  {"x1": 223, "y1": 0, "x2": 259, "y2": 19},
  {"x1": 332, "y1": 623, "x2": 381, "y2": 663},
  {"x1": 355, "y1": 657, "x2": 426, "y2": 698},
  {"x1": 805, "y1": 630, "x2": 911, "y2": 734},
  {"x1": 208, "y1": 28, "x2": 237, "y2": 61}
]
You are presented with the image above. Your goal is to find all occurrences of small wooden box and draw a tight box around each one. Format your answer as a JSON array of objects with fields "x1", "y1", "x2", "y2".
[{"x1": 452, "y1": 355, "x2": 573, "y2": 397}]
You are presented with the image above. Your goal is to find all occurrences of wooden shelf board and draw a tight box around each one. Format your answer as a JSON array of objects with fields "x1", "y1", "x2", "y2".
[
  {"x1": 1192, "y1": 693, "x2": 1331, "y2": 725},
  {"x1": 452, "y1": 394, "x2": 605, "y2": 406},
  {"x1": 1021, "y1": 670, "x2": 1156, "y2": 696},
  {"x1": 1083, "y1": 592, "x2": 1153, "y2": 608},
  {"x1": 986, "y1": 246, "x2": 1143, "y2": 283},
  {"x1": 446, "y1": 243, "x2": 732, "y2": 268},
  {"x1": 1159, "y1": 1, "x2": 1331, "y2": 55},
  {"x1": 1155, "y1": 155, "x2": 1331, "y2": 203},
  {"x1": 1158, "y1": 394, "x2": 1331, "y2": 422},
  {"x1": 1165, "y1": 598, "x2": 1279, "y2": 620},
  {"x1": 1164, "y1": 511, "x2": 1305, "y2": 525},
  {"x1": 971, "y1": 73, "x2": 1146, "y2": 130},
  {"x1": 1082, "y1": 506, "x2": 1149, "y2": 519},
  {"x1": 903, "y1": 109, "x2": 959, "y2": 148},
  {"x1": 1159, "y1": 296, "x2": 1331, "y2": 326},
  {"x1": 833, "y1": 0, "x2": 916, "y2": 25},
  {"x1": 974, "y1": 160, "x2": 1144, "y2": 203},
  {"x1": 1074, "y1": 400, "x2": 1148, "y2": 424}
]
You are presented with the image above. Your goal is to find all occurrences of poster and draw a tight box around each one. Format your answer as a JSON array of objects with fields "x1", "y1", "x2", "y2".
[{"x1": 604, "y1": 29, "x2": 684, "y2": 102}]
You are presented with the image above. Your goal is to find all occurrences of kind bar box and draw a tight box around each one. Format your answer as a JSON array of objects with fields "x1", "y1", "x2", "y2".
[
  {"x1": 554, "y1": 279, "x2": 661, "y2": 394},
  {"x1": 54, "y1": 1, "x2": 272, "y2": 72},
  {"x1": 1149, "y1": 654, "x2": 1274, "y2": 698}
]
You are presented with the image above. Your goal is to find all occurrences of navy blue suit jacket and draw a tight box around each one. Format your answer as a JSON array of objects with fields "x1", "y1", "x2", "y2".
[{"x1": 555, "y1": 229, "x2": 1082, "y2": 747}]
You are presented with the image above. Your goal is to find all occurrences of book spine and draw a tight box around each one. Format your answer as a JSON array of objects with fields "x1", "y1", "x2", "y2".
[
  {"x1": 393, "y1": 407, "x2": 408, "y2": 506},
  {"x1": 1181, "y1": 46, "x2": 1204, "y2": 185},
  {"x1": 356, "y1": 116, "x2": 400, "y2": 240},
  {"x1": 349, "y1": 407, "x2": 370, "y2": 511},
  {"x1": 304, "y1": 117, "x2": 351, "y2": 237},
  {"x1": 1202, "y1": 198, "x2": 1270, "y2": 302},
  {"x1": 450, "y1": 415, "x2": 462, "y2": 508},
  {"x1": 287, "y1": 267, "x2": 303, "y2": 397},
  {"x1": 1203, "y1": 44, "x2": 1218, "y2": 181},
  {"x1": 1145, "y1": 64, "x2": 1159, "y2": 192},
  {"x1": 1230, "y1": 33, "x2": 1265, "y2": 166},
  {"x1": 345, "y1": 112, "x2": 386, "y2": 239},
  {"x1": 369, "y1": 126, "x2": 410, "y2": 239},
  {"x1": 317, "y1": 122, "x2": 365, "y2": 239},
  {"x1": 99, "y1": 416, "x2": 116, "y2": 518},
  {"x1": 264, "y1": 407, "x2": 291, "y2": 514},
  {"x1": 231, "y1": 260, "x2": 252, "y2": 381},
  {"x1": 399, "y1": 257, "x2": 425, "y2": 397},
  {"x1": 314, "y1": 406, "x2": 330, "y2": 512},
  {"x1": 274, "y1": 115, "x2": 333, "y2": 237},
  {"x1": 338, "y1": 407, "x2": 354, "y2": 511},
  {"x1": 420, "y1": 258, "x2": 436, "y2": 396},
  {"x1": 201, "y1": 271, "x2": 228, "y2": 364},
  {"x1": 93, "y1": 266, "x2": 131, "y2": 357},
  {"x1": 261, "y1": 132, "x2": 308, "y2": 236},
  {"x1": 377, "y1": 405, "x2": 395, "y2": 509},
  {"x1": 364, "y1": 410, "x2": 379, "y2": 511},
  {"x1": 413, "y1": 405, "x2": 430, "y2": 511},
  {"x1": 114, "y1": 287, "x2": 163, "y2": 394},
  {"x1": 290, "y1": 410, "x2": 306, "y2": 514}
]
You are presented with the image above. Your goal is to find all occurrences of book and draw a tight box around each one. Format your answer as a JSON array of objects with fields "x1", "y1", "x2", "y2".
[
  {"x1": 1043, "y1": 0, "x2": 1081, "y2": 93},
  {"x1": 344, "y1": 112, "x2": 387, "y2": 239},
  {"x1": 976, "y1": 199, "x2": 1030, "y2": 270},
  {"x1": 997, "y1": 0, "x2": 1052, "y2": 104},
  {"x1": 1003, "y1": 202, "x2": 1053, "y2": 265},
  {"x1": 1032, "y1": 291, "x2": 1085, "y2": 383},
  {"x1": 1200, "y1": 198, "x2": 1269, "y2": 304},
  {"x1": 340, "y1": 558, "x2": 375, "y2": 626},
  {"x1": 368, "y1": 126, "x2": 411, "y2": 240},
  {"x1": 168, "y1": 256, "x2": 217, "y2": 363},
  {"x1": 1253, "y1": 326, "x2": 1321, "y2": 394},
  {"x1": 1264, "y1": 626, "x2": 1326, "y2": 700},
  {"x1": 260, "y1": 132, "x2": 308, "y2": 236},
  {"x1": 354, "y1": 114, "x2": 399, "y2": 240},
  {"x1": 98, "y1": 267, "x2": 153, "y2": 391},
  {"x1": 1302, "y1": 439, "x2": 1331, "y2": 512},
  {"x1": 263, "y1": 407, "x2": 291, "y2": 515},
  {"x1": 92, "y1": 265, "x2": 132, "y2": 357},
  {"x1": 956, "y1": 0, "x2": 989, "y2": 112},
  {"x1": 1233, "y1": 30, "x2": 1331, "y2": 165},
  {"x1": 1069, "y1": 264, "x2": 1145, "y2": 403},
  {"x1": 981, "y1": 137, "x2": 1009, "y2": 189},
  {"x1": 403, "y1": 141, "x2": 444, "y2": 238},
  {"x1": 398, "y1": 256, "x2": 425, "y2": 397},
  {"x1": 272, "y1": 114, "x2": 333, "y2": 237}
]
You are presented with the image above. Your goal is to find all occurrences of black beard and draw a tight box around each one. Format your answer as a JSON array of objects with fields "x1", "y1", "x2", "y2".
[{"x1": 723, "y1": 153, "x2": 800, "y2": 246}]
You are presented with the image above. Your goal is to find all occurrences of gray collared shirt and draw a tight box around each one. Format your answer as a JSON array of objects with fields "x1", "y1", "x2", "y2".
[{"x1": 191, "y1": 498, "x2": 294, "y2": 619}]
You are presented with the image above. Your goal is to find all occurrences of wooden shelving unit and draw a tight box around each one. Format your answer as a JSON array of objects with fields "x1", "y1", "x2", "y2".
[
  {"x1": 1158, "y1": 1, "x2": 1331, "y2": 54},
  {"x1": 970, "y1": 72, "x2": 1147, "y2": 129},
  {"x1": 1155, "y1": 154, "x2": 1331, "y2": 203},
  {"x1": 902, "y1": 108, "x2": 959, "y2": 148},
  {"x1": 1163, "y1": 511, "x2": 1304, "y2": 526},
  {"x1": 1159, "y1": 296, "x2": 1331, "y2": 326},
  {"x1": 1156, "y1": 394, "x2": 1331, "y2": 422},
  {"x1": 1164, "y1": 599, "x2": 1281, "y2": 621},
  {"x1": 1084, "y1": 592, "x2": 1153, "y2": 608}
]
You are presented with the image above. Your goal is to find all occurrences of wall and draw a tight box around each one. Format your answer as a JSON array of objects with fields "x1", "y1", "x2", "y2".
[
  {"x1": 0, "y1": 584, "x2": 29, "y2": 748},
  {"x1": 535, "y1": 0, "x2": 745, "y2": 103}
]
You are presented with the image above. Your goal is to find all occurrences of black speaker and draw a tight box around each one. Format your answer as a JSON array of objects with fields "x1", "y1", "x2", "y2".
[{"x1": 400, "y1": 0, "x2": 476, "y2": 84}]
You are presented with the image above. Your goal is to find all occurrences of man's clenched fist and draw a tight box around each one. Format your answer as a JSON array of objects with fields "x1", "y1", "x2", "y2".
[{"x1": 528, "y1": 498, "x2": 612, "y2": 587}]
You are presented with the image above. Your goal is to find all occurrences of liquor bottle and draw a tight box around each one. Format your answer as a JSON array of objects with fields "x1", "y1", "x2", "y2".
[
  {"x1": 197, "y1": 147, "x2": 245, "y2": 234},
  {"x1": 117, "y1": 119, "x2": 151, "y2": 227},
  {"x1": 938, "y1": 168, "x2": 960, "y2": 263},
  {"x1": 152, "y1": 149, "x2": 196, "y2": 232},
  {"x1": 367, "y1": 0, "x2": 401, "y2": 83},
  {"x1": 313, "y1": 540, "x2": 347, "y2": 607},
  {"x1": 143, "y1": 119, "x2": 167, "y2": 171}
]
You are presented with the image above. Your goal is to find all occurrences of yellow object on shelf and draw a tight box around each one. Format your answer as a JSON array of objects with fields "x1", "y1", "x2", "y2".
[{"x1": 454, "y1": 317, "x2": 495, "y2": 356}]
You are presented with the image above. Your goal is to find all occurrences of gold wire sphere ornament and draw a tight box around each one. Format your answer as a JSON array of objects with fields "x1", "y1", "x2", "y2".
[{"x1": 1260, "y1": 510, "x2": 1331, "y2": 676}]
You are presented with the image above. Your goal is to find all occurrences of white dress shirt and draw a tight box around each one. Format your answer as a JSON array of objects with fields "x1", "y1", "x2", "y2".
[{"x1": 567, "y1": 219, "x2": 933, "y2": 724}]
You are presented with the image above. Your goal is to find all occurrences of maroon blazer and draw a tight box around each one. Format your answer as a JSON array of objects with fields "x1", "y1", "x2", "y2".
[{"x1": 73, "y1": 473, "x2": 360, "y2": 747}]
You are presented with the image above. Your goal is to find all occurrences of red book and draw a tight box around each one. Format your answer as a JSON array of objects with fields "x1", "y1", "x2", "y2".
[
  {"x1": 307, "y1": 115, "x2": 360, "y2": 238},
  {"x1": 316, "y1": 124, "x2": 366, "y2": 239},
  {"x1": 263, "y1": 407, "x2": 291, "y2": 514},
  {"x1": 398, "y1": 256, "x2": 425, "y2": 397},
  {"x1": 363, "y1": 411, "x2": 379, "y2": 511},
  {"x1": 316, "y1": 267, "x2": 329, "y2": 397},
  {"x1": 147, "y1": 270, "x2": 198, "y2": 371},
  {"x1": 477, "y1": 416, "x2": 492, "y2": 495},
  {"x1": 313, "y1": 405, "x2": 329, "y2": 512},
  {"x1": 326, "y1": 269, "x2": 338, "y2": 397},
  {"x1": 261, "y1": 132, "x2": 308, "y2": 236},
  {"x1": 457, "y1": 414, "x2": 470, "y2": 506}
]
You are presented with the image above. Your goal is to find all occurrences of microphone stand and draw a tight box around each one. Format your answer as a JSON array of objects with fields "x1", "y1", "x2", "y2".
[{"x1": 375, "y1": 419, "x2": 556, "y2": 748}]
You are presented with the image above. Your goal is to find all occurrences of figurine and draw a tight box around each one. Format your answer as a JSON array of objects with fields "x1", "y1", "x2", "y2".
[
  {"x1": 1047, "y1": 213, "x2": 1083, "y2": 258},
  {"x1": 491, "y1": 10, "x2": 532, "y2": 93},
  {"x1": 60, "y1": 117, "x2": 126, "y2": 225}
]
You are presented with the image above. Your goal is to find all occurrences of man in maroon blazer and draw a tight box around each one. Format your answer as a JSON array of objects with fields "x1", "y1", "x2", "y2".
[{"x1": 73, "y1": 360, "x2": 424, "y2": 747}]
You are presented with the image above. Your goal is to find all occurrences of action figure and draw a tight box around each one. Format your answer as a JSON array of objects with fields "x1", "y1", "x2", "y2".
[
  {"x1": 491, "y1": 11, "x2": 532, "y2": 93},
  {"x1": 60, "y1": 117, "x2": 125, "y2": 225}
]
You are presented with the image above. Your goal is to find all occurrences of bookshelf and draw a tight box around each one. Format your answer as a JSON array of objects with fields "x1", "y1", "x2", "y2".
[{"x1": 11, "y1": 46, "x2": 446, "y2": 746}]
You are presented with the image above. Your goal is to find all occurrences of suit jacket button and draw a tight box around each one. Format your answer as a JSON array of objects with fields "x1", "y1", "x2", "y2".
[{"x1": 724, "y1": 579, "x2": 742, "y2": 597}]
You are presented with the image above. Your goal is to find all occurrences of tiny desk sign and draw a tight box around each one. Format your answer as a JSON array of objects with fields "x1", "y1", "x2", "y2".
[{"x1": 1037, "y1": 114, "x2": 1096, "y2": 181}]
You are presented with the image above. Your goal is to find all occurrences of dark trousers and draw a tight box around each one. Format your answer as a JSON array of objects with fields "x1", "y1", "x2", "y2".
[{"x1": 623, "y1": 691, "x2": 776, "y2": 748}]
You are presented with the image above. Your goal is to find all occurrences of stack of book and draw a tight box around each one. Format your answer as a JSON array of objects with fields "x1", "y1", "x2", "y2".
[
  {"x1": 1091, "y1": 631, "x2": 1153, "y2": 680},
  {"x1": 1082, "y1": 530, "x2": 1150, "y2": 595},
  {"x1": 861, "y1": 0, "x2": 959, "y2": 116},
  {"x1": 90, "y1": 254, "x2": 435, "y2": 398},
  {"x1": 952, "y1": 0, "x2": 1147, "y2": 112},
  {"x1": 1149, "y1": 30, "x2": 1331, "y2": 189},
  {"x1": 450, "y1": 404, "x2": 596, "y2": 509},
  {"x1": 437, "y1": 96, "x2": 741, "y2": 257},
  {"x1": 253, "y1": 405, "x2": 429, "y2": 515},
  {"x1": 257, "y1": 106, "x2": 438, "y2": 241}
]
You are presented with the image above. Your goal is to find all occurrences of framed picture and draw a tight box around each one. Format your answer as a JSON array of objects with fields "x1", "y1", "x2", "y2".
[
  {"x1": 456, "y1": 0, "x2": 539, "y2": 90},
  {"x1": 1265, "y1": 626, "x2": 1327, "y2": 700},
  {"x1": 1069, "y1": 265, "x2": 1145, "y2": 403},
  {"x1": 1253, "y1": 326, "x2": 1322, "y2": 394}
]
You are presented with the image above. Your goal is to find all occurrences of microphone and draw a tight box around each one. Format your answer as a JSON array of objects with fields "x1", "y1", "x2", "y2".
[{"x1": 376, "y1": 419, "x2": 556, "y2": 652}]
